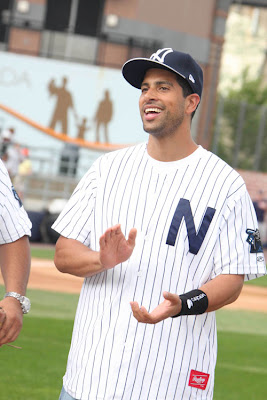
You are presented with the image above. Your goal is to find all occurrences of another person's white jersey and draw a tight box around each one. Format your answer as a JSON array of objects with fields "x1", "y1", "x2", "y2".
[
  {"x1": 53, "y1": 143, "x2": 266, "y2": 400},
  {"x1": 0, "y1": 159, "x2": 31, "y2": 243}
]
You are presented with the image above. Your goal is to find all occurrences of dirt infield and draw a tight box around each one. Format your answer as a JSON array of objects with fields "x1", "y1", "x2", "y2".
[
  {"x1": 27, "y1": 258, "x2": 84, "y2": 294},
  {"x1": 2, "y1": 257, "x2": 263, "y2": 314}
]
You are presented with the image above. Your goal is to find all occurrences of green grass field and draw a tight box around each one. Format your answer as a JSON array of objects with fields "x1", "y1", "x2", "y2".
[
  {"x1": 0, "y1": 288, "x2": 78, "y2": 400},
  {"x1": 245, "y1": 273, "x2": 267, "y2": 287},
  {"x1": 31, "y1": 245, "x2": 55, "y2": 260},
  {"x1": 0, "y1": 287, "x2": 266, "y2": 400}
]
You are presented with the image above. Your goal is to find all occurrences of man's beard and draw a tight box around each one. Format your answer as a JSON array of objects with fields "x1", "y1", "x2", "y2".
[{"x1": 142, "y1": 109, "x2": 185, "y2": 138}]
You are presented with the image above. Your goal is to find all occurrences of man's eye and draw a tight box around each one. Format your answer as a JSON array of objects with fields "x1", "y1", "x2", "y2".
[
  {"x1": 160, "y1": 86, "x2": 169, "y2": 91},
  {"x1": 141, "y1": 87, "x2": 148, "y2": 93}
]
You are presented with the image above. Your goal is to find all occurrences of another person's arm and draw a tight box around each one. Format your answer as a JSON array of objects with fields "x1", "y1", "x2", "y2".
[
  {"x1": 0, "y1": 235, "x2": 31, "y2": 345},
  {"x1": 54, "y1": 224, "x2": 137, "y2": 278}
]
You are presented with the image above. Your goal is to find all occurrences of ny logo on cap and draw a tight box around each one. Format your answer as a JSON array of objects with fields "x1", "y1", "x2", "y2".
[
  {"x1": 189, "y1": 74, "x2": 195, "y2": 83},
  {"x1": 150, "y1": 48, "x2": 173, "y2": 63}
]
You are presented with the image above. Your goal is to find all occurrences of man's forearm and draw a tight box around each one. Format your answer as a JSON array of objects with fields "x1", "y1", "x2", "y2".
[
  {"x1": 200, "y1": 274, "x2": 244, "y2": 312},
  {"x1": 55, "y1": 227, "x2": 137, "y2": 278},
  {"x1": 54, "y1": 236, "x2": 105, "y2": 278}
]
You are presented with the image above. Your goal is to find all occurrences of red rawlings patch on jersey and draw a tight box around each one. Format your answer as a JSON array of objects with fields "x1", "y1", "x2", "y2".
[{"x1": 188, "y1": 370, "x2": 209, "y2": 390}]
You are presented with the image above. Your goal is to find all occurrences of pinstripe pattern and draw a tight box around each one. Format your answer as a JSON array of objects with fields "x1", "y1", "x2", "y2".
[
  {"x1": 53, "y1": 143, "x2": 266, "y2": 400},
  {"x1": 0, "y1": 160, "x2": 31, "y2": 243}
]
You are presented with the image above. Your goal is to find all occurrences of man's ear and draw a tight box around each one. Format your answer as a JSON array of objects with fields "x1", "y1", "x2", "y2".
[{"x1": 185, "y1": 94, "x2": 200, "y2": 115}]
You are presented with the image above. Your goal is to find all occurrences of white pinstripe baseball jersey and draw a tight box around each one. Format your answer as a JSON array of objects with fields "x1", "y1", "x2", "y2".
[
  {"x1": 53, "y1": 143, "x2": 266, "y2": 400},
  {"x1": 0, "y1": 159, "x2": 31, "y2": 243}
]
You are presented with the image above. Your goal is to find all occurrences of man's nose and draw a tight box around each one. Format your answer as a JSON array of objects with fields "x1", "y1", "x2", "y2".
[{"x1": 144, "y1": 86, "x2": 158, "y2": 100}]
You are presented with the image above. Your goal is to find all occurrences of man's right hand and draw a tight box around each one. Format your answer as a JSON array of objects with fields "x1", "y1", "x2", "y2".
[{"x1": 99, "y1": 224, "x2": 137, "y2": 269}]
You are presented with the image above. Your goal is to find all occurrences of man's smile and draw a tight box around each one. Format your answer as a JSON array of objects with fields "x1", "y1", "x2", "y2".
[{"x1": 143, "y1": 106, "x2": 162, "y2": 121}]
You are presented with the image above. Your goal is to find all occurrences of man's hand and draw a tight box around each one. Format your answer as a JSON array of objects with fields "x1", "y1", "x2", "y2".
[
  {"x1": 130, "y1": 291, "x2": 182, "y2": 324},
  {"x1": 0, "y1": 297, "x2": 23, "y2": 346},
  {"x1": 99, "y1": 224, "x2": 137, "y2": 269},
  {"x1": 0, "y1": 307, "x2": 6, "y2": 330},
  {"x1": 55, "y1": 225, "x2": 137, "y2": 277}
]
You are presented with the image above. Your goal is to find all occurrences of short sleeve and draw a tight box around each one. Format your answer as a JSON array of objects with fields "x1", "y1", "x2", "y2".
[
  {"x1": 0, "y1": 161, "x2": 32, "y2": 244},
  {"x1": 212, "y1": 190, "x2": 266, "y2": 281},
  {"x1": 52, "y1": 162, "x2": 98, "y2": 247}
]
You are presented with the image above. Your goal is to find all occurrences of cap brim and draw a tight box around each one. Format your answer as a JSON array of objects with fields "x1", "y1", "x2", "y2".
[{"x1": 122, "y1": 58, "x2": 186, "y2": 89}]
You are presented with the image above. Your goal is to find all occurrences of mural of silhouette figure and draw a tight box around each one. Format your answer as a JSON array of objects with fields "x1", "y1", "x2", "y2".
[
  {"x1": 94, "y1": 90, "x2": 113, "y2": 143},
  {"x1": 76, "y1": 117, "x2": 90, "y2": 141},
  {"x1": 48, "y1": 77, "x2": 76, "y2": 135}
]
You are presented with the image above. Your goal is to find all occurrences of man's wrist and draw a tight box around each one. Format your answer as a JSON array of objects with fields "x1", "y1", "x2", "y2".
[
  {"x1": 2, "y1": 296, "x2": 23, "y2": 313},
  {"x1": 4, "y1": 292, "x2": 31, "y2": 314},
  {"x1": 171, "y1": 289, "x2": 208, "y2": 318}
]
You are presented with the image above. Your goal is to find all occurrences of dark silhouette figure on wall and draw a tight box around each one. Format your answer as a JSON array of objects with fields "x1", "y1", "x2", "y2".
[
  {"x1": 76, "y1": 117, "x2": 90, "y2": 141},
  {"x1": 48, "y1": 77, "x2": 76, "y2": 135},
  {"x1": 94, "y1": 90, "x2": 113, "y2": 143}
]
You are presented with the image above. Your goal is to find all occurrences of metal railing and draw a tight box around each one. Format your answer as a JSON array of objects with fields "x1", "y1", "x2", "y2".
[{"x1": 17, "y1": 144, "x2": 103, "y2": 211}]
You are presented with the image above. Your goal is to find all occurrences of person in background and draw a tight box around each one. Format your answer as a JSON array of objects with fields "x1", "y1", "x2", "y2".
[
  {"x1": 2, "y1": 142, "x2": 24, "y2": 183},
  {"x1": 13, "y1": 147, "x2": 33, "y2": 201},
  {"x1": 0, "y1": 127, "x2": 15, "y2": 156}
]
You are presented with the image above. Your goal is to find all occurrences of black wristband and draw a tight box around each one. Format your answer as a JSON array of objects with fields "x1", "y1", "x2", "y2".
[{"x1": 171, "y1": 289, "x2": 208, "y2": 318}]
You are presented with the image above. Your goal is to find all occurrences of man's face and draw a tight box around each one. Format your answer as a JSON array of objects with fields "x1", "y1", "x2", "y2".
[{"x1": 139, "y1": 68, "x2": 186, "y2": 138}]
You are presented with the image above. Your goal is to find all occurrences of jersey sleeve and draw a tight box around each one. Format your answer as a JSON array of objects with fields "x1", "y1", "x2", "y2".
[
  {"x1": 0, "y1": 161, "x2": 32, "y2": 244},
  {"x1": 52, "y1": 161, "x2": 98, "y2": 247},
  {"x1": 212, "y1": 189, "x2": 266, "y2": 281}
]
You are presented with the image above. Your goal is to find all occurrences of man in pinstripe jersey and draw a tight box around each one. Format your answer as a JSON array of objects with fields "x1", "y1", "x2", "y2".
[
  {"x1": 53, "y1": 49, "x2": 266, "y2": 399},
  {"x1": 0, "y1": 159, "x2": 32, "y2": 347}
]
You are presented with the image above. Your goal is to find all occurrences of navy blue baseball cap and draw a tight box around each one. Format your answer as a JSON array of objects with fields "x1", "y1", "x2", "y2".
[{"x1": 122, "y1": 48, "x2": 203, "y2": 98}]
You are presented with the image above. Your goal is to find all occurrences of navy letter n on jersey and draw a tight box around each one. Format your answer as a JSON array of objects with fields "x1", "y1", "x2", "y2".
[{"x1": 166, "y1": 198, "x2": 216, "y2": 254}]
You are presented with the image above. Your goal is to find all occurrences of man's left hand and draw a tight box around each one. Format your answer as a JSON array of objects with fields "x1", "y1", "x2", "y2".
[{"x1": 130, "y1": 291, "x2": 182, "y2": 324}]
